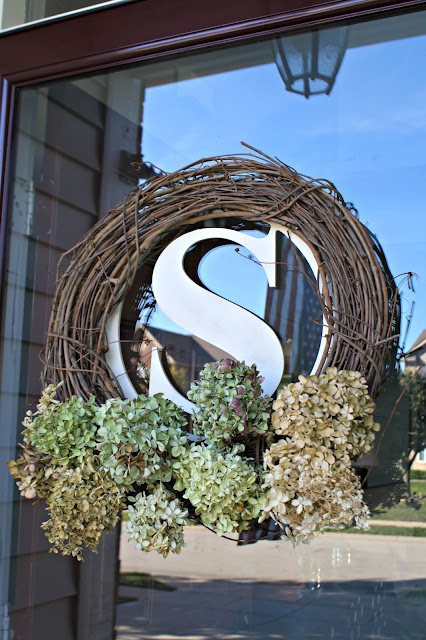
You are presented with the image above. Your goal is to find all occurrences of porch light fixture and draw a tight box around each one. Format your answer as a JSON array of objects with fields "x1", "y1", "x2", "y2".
[{"x1": 273, "y1": 27, "x2": 348, "y2": 99}]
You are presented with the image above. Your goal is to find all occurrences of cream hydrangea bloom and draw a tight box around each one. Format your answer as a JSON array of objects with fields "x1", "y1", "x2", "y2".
[
  {"x1": 126, "y1": 484, "x2": 189, "y2": 557},
  {"x1": 260, "y1": 439, "x2": 370, "y2": 545},
  {"x1": 271, "y1": 368, "x2": 380, "y2": 461}
]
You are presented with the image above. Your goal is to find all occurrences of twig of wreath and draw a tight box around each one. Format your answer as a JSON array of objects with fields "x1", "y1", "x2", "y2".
[
  {"x1": 8, "y1": 145, "x2": 401, "y2": 560},
  {"x1": 42, "y1": 143, "x2": 399, "y2": 403}
]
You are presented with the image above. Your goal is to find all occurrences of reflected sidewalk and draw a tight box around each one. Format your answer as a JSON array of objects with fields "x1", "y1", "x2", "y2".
[{"x1": 116, "y1": 526, "x2": 426, "y2": 640}]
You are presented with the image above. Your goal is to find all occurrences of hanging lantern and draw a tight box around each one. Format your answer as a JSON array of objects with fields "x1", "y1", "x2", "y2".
[{"x1": 273, "y1": 27, "x2": 348, "y2": 99}]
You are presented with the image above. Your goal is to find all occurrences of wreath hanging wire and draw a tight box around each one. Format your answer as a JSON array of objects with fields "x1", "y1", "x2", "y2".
[{"x1": 41, "y1": 145, "x2": 400, "y2": 403}]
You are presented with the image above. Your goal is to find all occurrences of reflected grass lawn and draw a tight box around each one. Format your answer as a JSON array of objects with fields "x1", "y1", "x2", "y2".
[
  {"x1": 342, "y1": 525, "x2": 426, "y2": 537},
  {"x1": 120, "y1": 571, "x2": 176, "y2": 591},
  {"x1": 117, "y1": 595, "x2": 138, "y2": 604},
  {"x1": 411, "y1": 480, "x2": 426, "y2": 494},
  {"x1": 371, "y1": 481, "x2": 426, "y2": 523}
]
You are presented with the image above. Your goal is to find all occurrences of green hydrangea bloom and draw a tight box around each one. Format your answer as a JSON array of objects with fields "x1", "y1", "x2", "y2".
[
  {"x1": 95, "y1": 394, "x2": 188, "y2": 488},
  {"x1": 24, "y1": 388, "x2": 97, "y2": 465},
  {"x1": 7, "y1": 444, "x2": 67, "y2": 500},
  {"x1": 172, "y1": 442, "x2": 266, "y2": 535},
  {"x1": 188, "y1": 359, "x2": 272, "y2": 446}
]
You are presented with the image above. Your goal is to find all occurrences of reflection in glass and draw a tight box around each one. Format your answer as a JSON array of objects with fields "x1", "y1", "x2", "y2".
[
  {"x1": 273, "y1": 27, "x2": 348, "y2": 98},
  {"x1": 112, "y1": 14, "x2": 426, "y2": 640},
  {"x1": 0, "y1": 0, "x2": 126, "y2": 31},
  {"x1": 120, "y1": 220, "x2": 323, "y2": 396}
]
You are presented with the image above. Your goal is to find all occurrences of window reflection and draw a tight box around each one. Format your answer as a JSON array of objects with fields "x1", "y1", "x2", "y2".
[
  {"x1": 0, "y1": 0, "x2": 126, "y2": 31},
  {"x1": 112, "y1": 13, "x2": 426, "y2": 640},
  {"x1": 120, "y1": 221, "x2": 323, "y2": 395}
]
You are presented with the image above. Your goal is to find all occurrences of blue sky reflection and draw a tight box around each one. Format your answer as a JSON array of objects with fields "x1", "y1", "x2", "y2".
[{"x1": 142, "y1": 23, "x2": 426, "y2": 350}]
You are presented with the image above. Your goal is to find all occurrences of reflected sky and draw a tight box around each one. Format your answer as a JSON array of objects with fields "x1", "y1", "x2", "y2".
[
  {"x1": 139, "y1": 233, "x2": 269, "y2": 336},
  {"x1": 141, "y1": 25, "x2": 426, "y2": 349}
]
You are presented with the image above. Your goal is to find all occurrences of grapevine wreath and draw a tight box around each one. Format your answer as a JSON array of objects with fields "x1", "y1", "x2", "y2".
[{"x1": 8, "y1": 146, "x2": 400, "y2": 559}]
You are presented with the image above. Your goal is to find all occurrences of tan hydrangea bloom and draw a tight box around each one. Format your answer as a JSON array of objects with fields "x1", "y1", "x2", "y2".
[
  {"x1": 271, "y1": 368, "x2": 380, "y2": 461},
  {"x1": 260, "y1": 439, "x2": 370, "y2": 545},
  {"x1": 41, "y1": 454, "x2": 127, "y2": 560},
  {"x1": 7, "y1": 443, "x2": 66, "y2": 500}
]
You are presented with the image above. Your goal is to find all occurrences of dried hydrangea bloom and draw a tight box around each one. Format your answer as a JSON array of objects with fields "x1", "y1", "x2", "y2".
[
  {"x1": 271, "y1": 368, "x2": 380, "y2": 461},
  {"x1": 126, "y1": 485, "x2": 189, "y2": 557},
  {"x1": 23, "y1": 383, "x2": 62, "y2": 419},
  {"x1": 95, "y1": 394, "x2": 188, "y2": 488},
  {"x1": 188, "y1": 359, "x2": 273, "y2": 446},
  {"x1": 41, "y1": 455, "x2": 126, "y2": 560},
  {"x1": 261, "y1": 439, "x2": 370, "y2": 545},
  {"x1": 173, "y1": 442, "x2": 266, "y2": 535},
  {"x1": 7, "y1": 444, "x2": 66, "y2": 500}
]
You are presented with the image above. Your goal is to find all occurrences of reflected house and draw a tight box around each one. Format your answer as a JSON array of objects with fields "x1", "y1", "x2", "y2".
[
  {"x1": 404, "y1": 329, "x2": 426, "y2": 373},
  {"x1": 264, "y1": 239, "x2": 323, "y2": 381},
  {"x1": 135, "y1": 325, "x2": 229, "y2": 393},
  {"x1": 403, "y1": 329, "x2": 426, "y2": 471}
]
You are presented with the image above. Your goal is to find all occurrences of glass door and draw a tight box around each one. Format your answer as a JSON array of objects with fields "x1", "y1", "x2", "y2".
[{"x1": 1, "y1": 7, "x2": 425, "y2": 640}]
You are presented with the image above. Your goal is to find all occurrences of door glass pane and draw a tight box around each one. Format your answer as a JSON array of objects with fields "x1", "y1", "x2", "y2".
[
  {"x1": 1, "y1": 9, "x2": 425, "y2": 640},
  {"x1": 0, "y1": 0, "x2": 129, "y2": 31}
]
